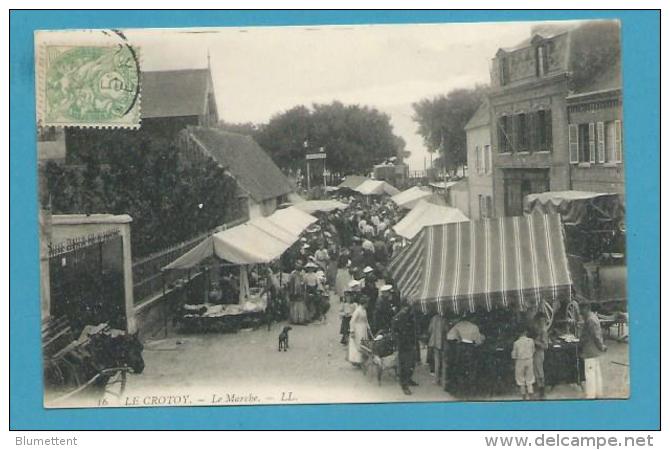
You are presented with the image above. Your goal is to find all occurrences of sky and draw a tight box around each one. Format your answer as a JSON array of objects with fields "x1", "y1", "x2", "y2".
[{"x1": 126, "y1": 22, "x2": 542, "y2": 170}]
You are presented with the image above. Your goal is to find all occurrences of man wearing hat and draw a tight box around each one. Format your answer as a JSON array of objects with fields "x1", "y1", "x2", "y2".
[
  {"x1": 393, "y1": 300, "x2": 419, "y2": 395},
  {"x1": 373, "y1": 284, "x2": 396, "y2": 334},
  {"x1": 361, "y1": 266, "x2": 379, "y2": 329}
]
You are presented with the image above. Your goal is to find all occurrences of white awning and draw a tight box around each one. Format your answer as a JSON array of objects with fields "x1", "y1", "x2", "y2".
[
  {"x1": 391, "y1": 186, "x2": 433, "y2": 209},
  {"x1": 393, "y1": 200, "x2": 469, "y2": 240},
  {"x1": 293, "y1": 200, "x2": 348, "y2": 213},
  {"x1": 354, "y1": 179, "x2": 400, "y2": 196},
  {"x1": 163, "y1": 208, "x2": 318, "y2": 269}
]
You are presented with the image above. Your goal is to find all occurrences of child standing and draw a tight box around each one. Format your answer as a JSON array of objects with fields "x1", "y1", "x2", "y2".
[{"x1": 512, "y1": 326, "x2": 536, "y2": 400}]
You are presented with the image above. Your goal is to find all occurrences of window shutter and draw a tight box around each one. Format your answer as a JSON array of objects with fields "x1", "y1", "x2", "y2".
[
  {"x1": 528, "y1": 111, "x2": 540, "y2": 152},
  {"x1": 475, "y1": 145, "x2": 480, "y2": 174},
  {"x1": 614, "y1": 120, "x2": 623, "y2": 163},
  {"x1": 545, "y1": 110, "x2": 553, "y2": 152},
  {"x1": 597, "y1": 122, "x2": 605, "y2": 163},
  {"x1": 478, "y1": 195, "x2": 484, "y2": 218},
  {"x1": 486, "y1": 196, "x2": 493, "y2": 218},
  {"x1": 486, "y1": 145, "x2": 492, "y2": 174},
  {"x1": 588, "y1": 122, "x2": 596, "y2": 163},
  {"x1": 568, "y1": 124, "x2": 579, "y2": 163}
]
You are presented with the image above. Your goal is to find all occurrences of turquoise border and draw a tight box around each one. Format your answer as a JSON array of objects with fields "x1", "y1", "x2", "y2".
[{"x1": 9, "y1": 10, "x2": 660, "y2": 430}]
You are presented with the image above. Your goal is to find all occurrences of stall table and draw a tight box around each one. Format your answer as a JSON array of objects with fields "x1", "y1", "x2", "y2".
[{"x1": 445, "y1": 339, "x2": 584, "y2": 397}]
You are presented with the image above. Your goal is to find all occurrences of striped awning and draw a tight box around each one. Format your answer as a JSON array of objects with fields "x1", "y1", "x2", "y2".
[{"x1": 389, "y1": 214, "x2": 573, "y2": 315}]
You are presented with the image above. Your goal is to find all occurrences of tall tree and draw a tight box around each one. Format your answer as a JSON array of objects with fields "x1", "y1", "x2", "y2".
[
  {"x1": 44, "y1": 131, "x2": 241, "y2": 258},
  {"x1": 252, "y1": 102, "x2": 405, "y2": 176},
  {"x1": 412, "y1": 85, "x2": 488, "y2": 175}
]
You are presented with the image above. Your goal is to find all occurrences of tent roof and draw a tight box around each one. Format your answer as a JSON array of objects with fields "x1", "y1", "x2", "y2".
[
  {"x1": 354, "y1": 179, "x2": 400, "y2": 196},
  {"x1": 393, "y1": 200, "x2": 469, "y2": 240},
  {"x1": 389, "y1": 214, "x2": 572, "y2": 316},
  {"x1": 391, "y1": 186, "x2": 433, "y2": 209},
  {"x1": 293, "y1": 200, "x2": 348, "y2": 214},
  {"x1": 266, "y1": 206, "x2": 317, "y2": 236},
  {"x1": 163, "y1": 208, "x2": 317, "y2": 269},
  {"x1": 524, "y1": 190, "x2": 624, "y2": 226},
  {"x1": 337, "y1": 175, "x2": 369, "y2": 190}
]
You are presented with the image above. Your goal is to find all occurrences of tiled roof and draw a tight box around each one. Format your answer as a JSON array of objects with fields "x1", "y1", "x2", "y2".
[
  {"x1": 141, "y1": 69, "x2": 211, "y2": 119},
  {"x1": 187, "y1": 127, "x2": 293, "y2": 202}
]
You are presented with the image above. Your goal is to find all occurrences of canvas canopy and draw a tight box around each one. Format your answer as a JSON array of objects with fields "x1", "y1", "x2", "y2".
[
  {"x1": 354, "y1": 179, "x2": 400, "y2": 196},
  {"x1": 293, "y1": 200, "x2": 348, "y2": 214},
  {"x1": 389, "y1": 214, "x2": 572, "y2": 315},
  {"x1": 336, "y1": 175, "x2": 369, "y2": 190},
  {"x1": 266, "y1": 206, "x2": 318, "y2": 236},
  {"x1": 391, "y1": 186, "x2": 433, "y2": 209},
  {"x1": 524, "y1": 191, "x2": 624, "y2": 227},
  {"x1": 393, "y1": 200, "x2": 469, "y2": 240},
  {"x1": 164, "y1": 209, "x2": 317, "y2": 269}
]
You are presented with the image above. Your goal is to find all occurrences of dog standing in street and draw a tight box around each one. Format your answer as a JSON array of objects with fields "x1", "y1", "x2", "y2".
[{"x1": 278, "y1": 326, "x2": 292, "y2": 352}]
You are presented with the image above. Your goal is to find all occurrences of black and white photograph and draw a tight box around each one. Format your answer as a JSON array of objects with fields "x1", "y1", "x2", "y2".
[{"x1": 35, "y1": 19, "x2": 629, "y2": 409}]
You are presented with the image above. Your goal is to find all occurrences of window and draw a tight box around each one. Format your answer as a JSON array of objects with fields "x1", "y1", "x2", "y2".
[
  {"x1": 536, "y1": 45, "x2": 548, "y2": 77},
  {"x1": 597, "y1": 122, "x2": 606, "y2": 163},
  {"x1": 537, "y1": 110, "x2": 552, "y2": 151},
  {"x1": 498, "y1": 116, "x2": 511, "y2": 153},
  {"x1": 570, "y1": 122, "x2": 598, "y2": 164},
  {"x1": 516, "y1": 113, "x2": 527, "y2": 151},
  {"x1": 479, "y1": 195, "x2": 493, "y2": 219},
  {"x1": 577, "y1": 123, "x2": 592, "y2": 163},
  {"x1": 604, "y1": 120, "x2": 623, "y2": 163},
  {"x1": 484, "y1": 144, "x2": 492, "y2": 174},
  {"x1": 499, "y1": 57, "x2": 509, "y2": 86}
]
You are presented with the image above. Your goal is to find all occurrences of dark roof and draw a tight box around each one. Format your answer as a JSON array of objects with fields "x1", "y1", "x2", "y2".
[
  {"x1": 187, "y1": 127, "x2": 293, "y2": 202},
  {"x1": 141, "y1": 69, "x2": 211, "y2": 119},
  {"x1": 464, "y1": 102, "x2": 490, "y2": 130}
]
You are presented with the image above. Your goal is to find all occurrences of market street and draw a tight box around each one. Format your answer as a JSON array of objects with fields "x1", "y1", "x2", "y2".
[{"x1": 116, "y1": 293, "x2": 629, "y2": 408}]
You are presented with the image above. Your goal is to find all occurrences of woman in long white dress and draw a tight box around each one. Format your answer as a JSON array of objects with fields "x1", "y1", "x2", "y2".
[{"x1": 348, "y1": 297, "x2": 371, "y2": 366}]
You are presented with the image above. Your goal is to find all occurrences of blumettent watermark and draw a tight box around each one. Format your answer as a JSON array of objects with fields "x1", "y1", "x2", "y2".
[{"x1": 15, "y1": 436, "x2": 78, "y2": 446}]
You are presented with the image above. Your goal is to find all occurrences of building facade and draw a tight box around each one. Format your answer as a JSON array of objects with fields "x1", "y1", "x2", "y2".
[
  {"x1": 487, "y1": 21, "x2": 623, "y2": 216},
  {"x1": 465, "y1": 102, "x2": 494, "y2": 219}
]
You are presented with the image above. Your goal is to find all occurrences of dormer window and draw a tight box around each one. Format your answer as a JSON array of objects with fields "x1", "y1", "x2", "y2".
[
  {"x1": 536, "y1": 44, "x2": 548, "y2": 77},
  {"x1": 499, "y1": 56, "x2": 509, "y2": 86}
]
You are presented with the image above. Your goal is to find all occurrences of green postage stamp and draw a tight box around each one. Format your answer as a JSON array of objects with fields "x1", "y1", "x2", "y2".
[{"x1": 37, "y1": 35, "x2": 141, "y2": 128}]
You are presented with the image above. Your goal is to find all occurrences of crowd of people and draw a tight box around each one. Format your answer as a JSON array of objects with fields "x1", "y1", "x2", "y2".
[{"x1": 250, "y1": 190, "x2": 610, "y2": 399}]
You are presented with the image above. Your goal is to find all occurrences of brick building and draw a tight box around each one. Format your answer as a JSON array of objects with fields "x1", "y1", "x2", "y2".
[{"x1": 487, "y1": 20, "x2": 623, "y2": 216}]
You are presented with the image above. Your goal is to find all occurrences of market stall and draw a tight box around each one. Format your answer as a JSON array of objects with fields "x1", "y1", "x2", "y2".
[
  {"x1": 353, "y1": 179, "x2": 401, "y2": 197},
  {"x1": 390, "y1": 186, "x2": 433, "y2": 209},
  {"x1": 293, "y1": 200, "x2": 349, "y2": 214},
  {"x1": 163, "y1": 208, "x2": 318, "y2": 332},
  {"x1": 336, "y1": 175, "x2": 370, "y2": 191},
  {"x1": 389, "y1": 214, "x2": 581, "y2": 395},
  {"x1": 524, "y1": 191, "x2": 626, "y2": 314},
  {"x1": 392, "y1": 200, "x2": 469, "y2": 240}
]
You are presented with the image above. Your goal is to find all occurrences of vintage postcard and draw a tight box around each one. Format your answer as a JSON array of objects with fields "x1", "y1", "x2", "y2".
[{"x1": 35, "y1": 20, "x2": 629, "y2": 409}]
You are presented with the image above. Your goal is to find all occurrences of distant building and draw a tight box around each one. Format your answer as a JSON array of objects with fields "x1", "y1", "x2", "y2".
[
  {"x1": 465, "y1": 101, "x2": 493, "y2": 219},
  {"x1": 181, "y1": 127, "x2": 294, "y2": 218},
  {"x1": 488, "y1": 20, "x2": 623, "y2": 216},
  {"x1": 373, "y1": 161, "x2": 409, "y2": 188}
]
